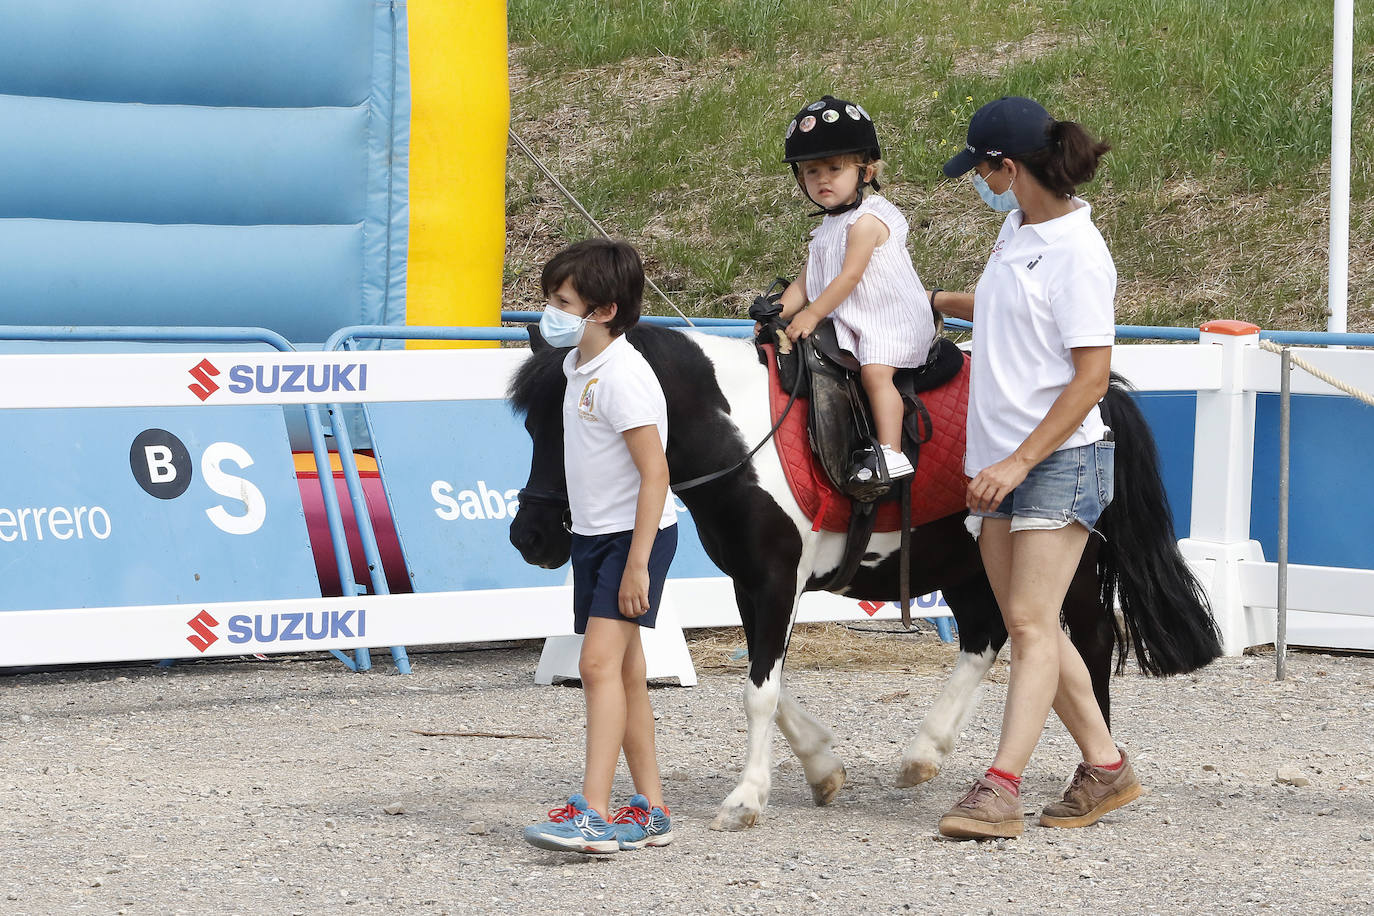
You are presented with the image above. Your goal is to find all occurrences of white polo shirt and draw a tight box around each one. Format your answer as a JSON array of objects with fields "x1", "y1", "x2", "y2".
[
  {"x1": 966, "y1": 199, "x2": 1116, "y2": 477},
  {"x1": 562, "y1": 335, "x2": 677, "y2": 536}
]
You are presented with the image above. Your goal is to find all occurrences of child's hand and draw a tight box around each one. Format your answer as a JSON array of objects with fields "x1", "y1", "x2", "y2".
[
  {"x1": 618, "y1": 564, "x2": 652, "y2": 618},
  {"x1": 785, "y1": 309, "x2": 820, "y2": 341}
]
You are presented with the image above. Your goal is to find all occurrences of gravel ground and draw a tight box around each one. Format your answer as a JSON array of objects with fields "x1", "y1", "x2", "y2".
[{"x1": 2, "y1": 642, "x2": 1372, "y2": 915}]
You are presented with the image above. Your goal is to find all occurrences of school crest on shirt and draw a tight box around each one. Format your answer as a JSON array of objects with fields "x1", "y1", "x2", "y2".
[{"x1": 578, "y1": 378, "x2": 600, "y2": 421}]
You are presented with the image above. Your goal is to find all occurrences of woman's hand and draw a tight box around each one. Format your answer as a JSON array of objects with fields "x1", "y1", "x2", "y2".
[
  {"x1": 785, "y1": 309, "x2": 820, "y2": 341},
  {"x1": 966, "y1": 454, "x2": 1033, "y2": 514},
  {"x1": 619, "y1": 563, "x2": 652, "y2": 619}
]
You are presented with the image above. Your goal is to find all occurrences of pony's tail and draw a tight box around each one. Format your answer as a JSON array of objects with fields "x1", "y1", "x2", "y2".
[{"x1": 1096, "y1": 375, "x2": 1223, "y2": 675}]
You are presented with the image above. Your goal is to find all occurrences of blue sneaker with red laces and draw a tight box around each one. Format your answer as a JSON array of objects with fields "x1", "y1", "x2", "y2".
[
  {"x1": 610, "y1": 794, "x2": 674, "y2": 850},
  {"x1": 523, "y1": 794, "x2": 618, "y2": 855}
]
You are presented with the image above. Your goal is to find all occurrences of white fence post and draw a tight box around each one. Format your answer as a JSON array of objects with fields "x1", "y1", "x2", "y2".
[{"x1": 1177, "y1": 320, "x2": 1275, "y2": 654}]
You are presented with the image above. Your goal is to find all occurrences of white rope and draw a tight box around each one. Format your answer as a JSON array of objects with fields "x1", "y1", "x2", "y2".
[
  {"x1": 1258, "y1": 338, "x2": 1374, "y2": 407},
  {"x1": 508, "y1": 128, "x2": 696, "y2": 327}
]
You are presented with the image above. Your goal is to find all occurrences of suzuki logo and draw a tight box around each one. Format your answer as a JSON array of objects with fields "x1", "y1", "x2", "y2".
[
  {"x1": 188, "y1": 359, "x2": 221, "y2": 402},
  {"x1": 187, "y1": 610, "x2": 220, "y2": 652}
]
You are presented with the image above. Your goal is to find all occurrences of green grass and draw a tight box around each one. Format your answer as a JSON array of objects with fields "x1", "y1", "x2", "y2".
[{"x1": 506, "y1": 0, "x2": 1373, "y2": 330}]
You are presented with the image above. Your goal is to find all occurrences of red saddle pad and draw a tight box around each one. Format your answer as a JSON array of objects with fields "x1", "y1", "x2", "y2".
[{"x1": 764, "y1": 343, "x2": 970, "y2": 533}]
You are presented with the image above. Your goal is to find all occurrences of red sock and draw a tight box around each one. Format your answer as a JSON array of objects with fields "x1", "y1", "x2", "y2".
[
  {"x1": 1096, "y1": 755, "x2": 1125, "y2": 771},
  {"x1": 984, "y1": 766, "x2": 1021, "y2": 796}
]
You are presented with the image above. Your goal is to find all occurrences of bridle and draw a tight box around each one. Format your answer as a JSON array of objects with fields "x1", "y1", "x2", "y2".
[{"x1": 516, "y1": 487, "x2": 573, "y2": 532}]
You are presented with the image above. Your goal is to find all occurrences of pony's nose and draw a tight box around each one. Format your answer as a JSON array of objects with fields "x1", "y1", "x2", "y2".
[{"x1": 509, "y1": 523, "x2": 542, "y2": 556}]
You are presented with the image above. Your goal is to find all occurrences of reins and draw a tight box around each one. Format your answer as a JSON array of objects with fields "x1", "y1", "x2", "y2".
[{"x1": 669, "y1": 342, "x2": 805, "y2": 494}]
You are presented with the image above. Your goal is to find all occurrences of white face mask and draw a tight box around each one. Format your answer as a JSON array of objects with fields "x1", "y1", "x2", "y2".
[
  {"x1": 539, "y1": 303, "x2": 593, "y2": 347},
  {"x1": 972, "y1": 171, "x2": 1019, "y2": 212}
]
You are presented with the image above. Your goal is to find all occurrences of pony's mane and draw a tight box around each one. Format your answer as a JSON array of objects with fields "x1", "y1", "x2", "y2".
[
  {"x1": 507, "y1": 341, "x2": 567, "y2": 416},
  {"x1": 507, "y1": 324, "x2": 729, "y2": 417}
]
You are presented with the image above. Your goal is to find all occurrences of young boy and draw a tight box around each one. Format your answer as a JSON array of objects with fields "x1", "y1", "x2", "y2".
[{"x1": 522, "y1": 239, "x2": 677, "y2": 855}]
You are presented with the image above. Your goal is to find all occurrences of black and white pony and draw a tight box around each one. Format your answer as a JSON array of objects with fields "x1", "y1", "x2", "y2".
[{"x1": 508, "y1": 325, "x2": 1221, "y2": 831}]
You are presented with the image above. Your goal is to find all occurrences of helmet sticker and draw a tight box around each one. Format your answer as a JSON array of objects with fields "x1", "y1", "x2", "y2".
[
  {"x1": 807, "y1": 100, "x2": 827, "y2": 111},
  {"x1": 845, "y1": 104, "x2": 861, "y2": 120},
  {"x1": 799, "y1": 115, "x2": 817, "y2": 132},
  {"x1": 822, "y1": 109, "x2": 839, "y2": 123},
  {"x1": 785, "y1": 119, "x2": 797, "y2": 139},
  {"x1": 857, "y1": 104, "x2": 871, "y2": 120}
]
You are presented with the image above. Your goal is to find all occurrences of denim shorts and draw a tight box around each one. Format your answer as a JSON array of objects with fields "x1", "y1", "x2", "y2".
[
  {"x1": 570, "y1": 525, "x2": 677, "y2": 634},
  {"x1": 968, "y1": 439, "x2": 1115, "y2": 535}
]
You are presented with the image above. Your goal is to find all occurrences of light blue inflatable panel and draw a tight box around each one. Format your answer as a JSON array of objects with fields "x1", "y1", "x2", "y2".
[
  {"x1": 1, "y1": 96, "x2": 368, "y2": 226},
  {"x1": 0, "y1": 0, "x2": 372, "y2": 107},
  {"x1": 0, "y1": 1, "x2": 408, "y2": 340},
  {"x1": 0, "y1": 220, "x2": 364, "y2": 337}
]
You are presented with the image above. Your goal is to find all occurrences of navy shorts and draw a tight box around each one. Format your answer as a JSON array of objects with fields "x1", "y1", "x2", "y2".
[
  {"x1": 570, "y1": 524, "x2": 678, "y2": 635},
  {"x1": 970, "y1": 439, "x2": 1115, "y2": 533}
]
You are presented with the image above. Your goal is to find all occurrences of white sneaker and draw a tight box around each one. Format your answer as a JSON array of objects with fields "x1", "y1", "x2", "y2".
[{"x1": 880, "y1": 445, "x2": 914, "y2": 479}]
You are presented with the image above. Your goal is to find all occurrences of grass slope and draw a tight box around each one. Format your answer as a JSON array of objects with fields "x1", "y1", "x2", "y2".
[{"x1": 506, "y1": 0, "x2": 1373, "y2": 331}]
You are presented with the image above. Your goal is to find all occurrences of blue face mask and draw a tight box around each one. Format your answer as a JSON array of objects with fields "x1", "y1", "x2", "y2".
[
  {"x1": 972, "y1": 171, "x2": 1019, "y2": 212},
  {"x1": 539, "y1": 303, "x2": 594, "y2": 348}
]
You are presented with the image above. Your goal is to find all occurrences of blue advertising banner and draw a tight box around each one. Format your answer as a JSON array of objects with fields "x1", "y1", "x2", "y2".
[
  {"x1": 0, "y1": 406, "x2": 318, "y2": 610},
  {"x1": 364, "y1": 400, "x2": 723, "y2": 592}
]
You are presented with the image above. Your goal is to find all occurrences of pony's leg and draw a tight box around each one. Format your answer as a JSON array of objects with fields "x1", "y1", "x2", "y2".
[
  {"x1": 897, "y1": 574, "x2": 1005, "y2": 787},
  {"x1": 1063, "y1": 543, "x2": 1116, "y2": 729},
  {"x1": 776, "y1": 689, "x2": 847, "y2": 806},
  {"x1": 712, "y1": 575, "x2": 808, "y2": 831}
]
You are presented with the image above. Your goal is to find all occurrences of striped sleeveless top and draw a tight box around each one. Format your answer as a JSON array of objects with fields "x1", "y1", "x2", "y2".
[{"x1": 804, "y1": 194, "x2": 934, "y2": 368}]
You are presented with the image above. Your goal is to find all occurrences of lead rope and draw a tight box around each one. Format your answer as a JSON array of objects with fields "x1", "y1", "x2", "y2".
[{"x1": 671, "y1": 338, "x2": 805, "y2": 493}]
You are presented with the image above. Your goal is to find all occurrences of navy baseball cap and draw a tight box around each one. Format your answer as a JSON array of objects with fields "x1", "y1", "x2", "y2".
[{"x1": 942, "y1": 96, "x2": 1054, "y2": 177}]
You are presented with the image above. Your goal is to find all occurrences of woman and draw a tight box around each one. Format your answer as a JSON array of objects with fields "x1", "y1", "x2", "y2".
[{"x1": 930, "y1": 97, "x2": 1140, "y2": 840}]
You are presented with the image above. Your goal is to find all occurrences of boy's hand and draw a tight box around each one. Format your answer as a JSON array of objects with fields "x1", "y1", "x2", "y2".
[
  {"x1": 785, "y1": 309, "x2": 820, "y2": 341},
  {"x1": 618, "y1": 563, "x2": 652, "y2": 618}
]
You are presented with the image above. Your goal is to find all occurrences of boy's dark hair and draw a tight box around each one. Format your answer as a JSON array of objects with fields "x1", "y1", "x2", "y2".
[{"x1": 540, "y1": 238, "x2": 644, "y2": 335}]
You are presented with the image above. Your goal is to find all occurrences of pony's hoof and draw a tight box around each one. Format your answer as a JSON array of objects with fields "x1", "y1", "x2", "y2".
[
  {"x1": 895, "y1": 758, "x2": 940, "y2": 788},
  {"x1": 810, "y1": 764, "x2": 847, "y2": 806},
  {"x1": 710, "y1": 805, "x2": 760, "y2": 831}
]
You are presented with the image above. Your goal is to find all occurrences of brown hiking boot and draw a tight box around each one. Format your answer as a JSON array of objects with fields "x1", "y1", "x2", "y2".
[
  {"x1": 937, "y1": 777, "x2": 1024, "y2": 839},
  {"x1": 1039, "y1": 748, "x2": 1143, "y2": 829}
]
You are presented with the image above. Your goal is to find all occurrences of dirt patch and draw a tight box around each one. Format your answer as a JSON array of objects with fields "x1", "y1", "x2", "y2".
[{"x1": 688, "y1": 621, "x2": 969, "y2": 676}]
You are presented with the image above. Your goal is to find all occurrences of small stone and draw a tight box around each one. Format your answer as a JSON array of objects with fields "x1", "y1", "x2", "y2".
[
  {"x1": 1276, "y1": 767, "x2": 1311, "y2": 787},
  {"x1": 466, "y1": 822, "x2": 488, "y2": 836},
  {"x1": 324, "y1": 818, "x2": 338, "y2": 829},
  {"x1": 90, "y1": 879, "x2": 103, "y2": 888},
  {"x1": 1353, "y1": 774, "x2": 1371, "y2": 784},
  {"x1": 19, "y1": 715, "x2": 30, "y2": 724},
  {"x1": 383, "y1": 803, "x2": 407, "y2": 816},
  {"x1": 1359, "y1": 832, "x2": 1373, "y2": 842},
  {"x1": 1201, "y1": 764, "x2": 1217, "y2": 772},
  {"x1": 1317, "y1": 808, "x2": 1335, "y2": 817},
  {"x1": 1279, "y1": 713, "x2": 1292, "y2": 722}
]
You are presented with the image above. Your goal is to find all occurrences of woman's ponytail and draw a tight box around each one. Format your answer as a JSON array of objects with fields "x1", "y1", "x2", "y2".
[{"x1": 1020, "y1": 120, "x2": 1111, "y2": 197}]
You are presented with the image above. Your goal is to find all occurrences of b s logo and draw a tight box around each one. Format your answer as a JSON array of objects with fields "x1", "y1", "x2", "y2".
[{"x1": 130, "y1": 429, "x2": 193, "y2": 500}]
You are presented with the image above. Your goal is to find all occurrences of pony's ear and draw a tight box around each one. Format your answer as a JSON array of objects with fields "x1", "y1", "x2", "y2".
[{"x1": 527, "y1": 323, "x2": 550, "y2": 351}]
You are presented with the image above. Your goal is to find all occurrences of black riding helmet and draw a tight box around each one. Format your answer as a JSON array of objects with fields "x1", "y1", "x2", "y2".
[{"x1": 783, "y1": 95, "x2": 881, "y2": 214}]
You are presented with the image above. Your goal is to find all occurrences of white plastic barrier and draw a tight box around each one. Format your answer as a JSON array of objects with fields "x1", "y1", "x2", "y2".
[
  {"x1": 1114, "y1": 323, "x2": 1374, "y2": 653},
  {"x1": 0, "y1": 347, "x2": 941, "y2": 678},
  {"x1": 1, "y1": 332, "x2": 1369, "y2": 673}
]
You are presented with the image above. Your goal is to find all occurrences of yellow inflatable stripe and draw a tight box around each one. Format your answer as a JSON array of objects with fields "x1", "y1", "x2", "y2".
[{"x1": 406, "y1": 0, "x2": 508, "y2": 349}]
